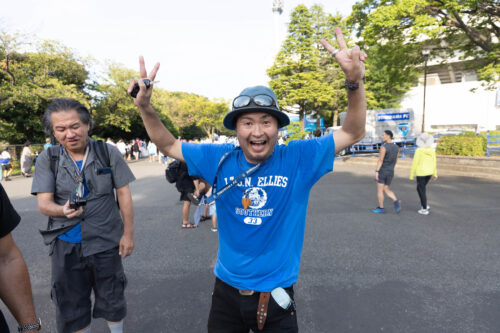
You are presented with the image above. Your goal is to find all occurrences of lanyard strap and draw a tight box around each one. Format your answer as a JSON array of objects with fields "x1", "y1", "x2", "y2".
[
  {"x1": 205, "y1": 148, "x2": 260, "y2": 204},
  {"x1": 64, "y1": 145, "x2": 90, "y2": 196}
]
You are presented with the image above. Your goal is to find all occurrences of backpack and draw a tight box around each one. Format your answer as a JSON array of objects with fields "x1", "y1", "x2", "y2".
[
  {"x1": 48, "y1": 140, "x2": 111, "y2": 180},
  {"x1": 165, "y1": 160, "x2": 181, "y2": 183},
  {"x1": 48, "y1": 140, "x2": 117, "y2": 205}
]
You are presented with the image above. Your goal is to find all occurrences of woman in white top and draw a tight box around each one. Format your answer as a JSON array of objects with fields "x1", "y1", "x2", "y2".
[{"x1": 20, "y1": 141, "x2": 33, "y2": 177}]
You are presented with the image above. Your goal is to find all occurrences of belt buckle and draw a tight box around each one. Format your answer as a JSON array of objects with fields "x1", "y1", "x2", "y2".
[{"x1": 239, "y1": 290, "x2": 255, "y2": 296}]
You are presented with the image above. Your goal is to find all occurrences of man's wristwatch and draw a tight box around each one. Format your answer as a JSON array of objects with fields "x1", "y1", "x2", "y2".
[
  {"x1": 344, "y1": 79, "x2": 360, "y2": 91},
  {"x1": 18, "y1": 318, "x2": 42, "y2": 332}
]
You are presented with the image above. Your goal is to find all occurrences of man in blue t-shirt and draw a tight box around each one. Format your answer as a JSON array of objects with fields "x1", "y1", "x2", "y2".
[{"x1": 132, "y1": 28, "x2": 367, "y2": 332}]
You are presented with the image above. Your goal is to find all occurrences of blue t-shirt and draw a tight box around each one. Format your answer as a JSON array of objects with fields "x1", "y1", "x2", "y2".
[
  {"x1": 58, "y1": 160, "x2": 89, "y2": 243},
  {"x1": 182, "y1": 135, "x2": 334, "y2": 291}
]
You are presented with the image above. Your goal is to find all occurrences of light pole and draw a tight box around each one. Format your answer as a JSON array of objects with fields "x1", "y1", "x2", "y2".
[{"x1": 421, "y1": 49, "x2": 430, "y2": 133}]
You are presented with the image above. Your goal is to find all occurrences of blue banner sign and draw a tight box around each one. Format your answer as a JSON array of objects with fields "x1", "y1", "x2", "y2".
[
  {"x1": 376, "y1": 112, "x2": 410, "y2": 122},
  {"x1": 304, "y1": 117, "x2": 324, "y2": 131}
]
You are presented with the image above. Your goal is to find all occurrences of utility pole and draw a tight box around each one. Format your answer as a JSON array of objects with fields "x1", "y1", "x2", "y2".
[{"x1": 422, "y1": 49, "x2": 430, "y2": 133}]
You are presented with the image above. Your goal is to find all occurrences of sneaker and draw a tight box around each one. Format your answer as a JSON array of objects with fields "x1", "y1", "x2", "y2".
[
  {"x1": 394, "y1": 200, "x2": 402, "y2": 213},
  {"x1": 211, "y1": 227, "x2": 218, "y2": 232},
  {"x1": 418, "y1": 208, "x2": 429, "y2": 215},
  {"x1": 372, "y1": 207, "x2": 386, "y2": 214}
]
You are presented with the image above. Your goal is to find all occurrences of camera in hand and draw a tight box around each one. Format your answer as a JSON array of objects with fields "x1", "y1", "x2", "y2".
[
  {"x1": 130, "y1": 78, "x2": 151, "y2": 98},
  {"x1": 69, "y1": 192, "x2": 87, "y2": 209}
]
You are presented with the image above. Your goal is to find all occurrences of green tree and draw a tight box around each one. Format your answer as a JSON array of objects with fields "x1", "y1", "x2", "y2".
[
  {"x1": 0, "y1": 32, "x2": 90, "y2": 143},
  {"x1": 153, "y1": 90, "x2": 228, "y2": 139},
  {"x1": 350, "y1": 0, "x2": 500, "y2": 106},
  {"x1": 196, "y1": 99, "x2": 230, "y2": 137},
  {"x1": 93, "y1": 63, "x2": 179, "y2": 140},
  {"x1": 310, "y1": 5, "x2": 349, "y2": 127},
  {"x1": 268, "y1": 5, "x2": 335, "y2": 130}
]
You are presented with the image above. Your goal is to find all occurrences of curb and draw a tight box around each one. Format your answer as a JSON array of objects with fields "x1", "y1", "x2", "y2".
[{"x1": 337, "y1": 154, "x2": 500, "y2": 180}]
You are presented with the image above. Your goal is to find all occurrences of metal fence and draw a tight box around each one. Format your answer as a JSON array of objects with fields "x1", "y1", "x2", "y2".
[
  {"x1": 346, "y1": 136, "x2": 417, "y2": 158},
  {"x1": 486, "y1": 131, "x2": 500, "y2": 157}
]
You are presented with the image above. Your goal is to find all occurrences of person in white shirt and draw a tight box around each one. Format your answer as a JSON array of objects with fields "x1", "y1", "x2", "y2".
[
  {"x1": 116, "y1": 139, "x2": 127, "y2": 159},
  {"x1": 0, "y1": 147, "x2": 13, "y2": 181}
]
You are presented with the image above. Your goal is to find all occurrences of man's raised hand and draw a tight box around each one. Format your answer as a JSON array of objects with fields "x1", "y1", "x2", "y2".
[
  {"x1": 320, "y1": 27, "x2": 367, "y2": 83},
  {"x1": 128, "y1": 56, "x2": 160, "y2": 108}
]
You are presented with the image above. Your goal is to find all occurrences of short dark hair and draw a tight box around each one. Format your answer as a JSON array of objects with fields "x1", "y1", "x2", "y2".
[
  {"x1": 42, "y1": 98, "x2": 93, "y2": 135},
  {"x1": 384, "y1": 130, "x2": 394, "y2": 139}
]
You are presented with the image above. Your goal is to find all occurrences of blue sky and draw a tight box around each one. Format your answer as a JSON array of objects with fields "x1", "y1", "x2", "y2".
[{"x1": 2, "y1": 0, "x2": 358, "y2": 100}]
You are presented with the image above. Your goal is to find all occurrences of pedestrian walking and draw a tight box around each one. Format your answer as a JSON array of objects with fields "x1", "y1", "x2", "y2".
[
  {"x1": 147, "y1": 140, "x2": 157, "y2": 162},
  {"x1": 176, "y1": 161, "x2": 198, "y2": 228},
  {"x1": 43, "y1": 138, "x2": 52, "y2": 150},
  {"x1": 31, "y1": 98, "x2": 135, "y2": 333},
  {"x1": 0, "y1": 147, "x2": 13, "y2": 181},
  {"x1": 116, "y1": 139, "x2": 127, "y2": 159},
  {"x1": 131, "y1": 27, "x2": 367, "y2": 332},
  {"x1": 20, "y1": 141, "x2": 33, "y2": 177},
  {"x1": 410, "y1": 132, "x2": 438, "y2": 215},
  {"x1": 373, "y1": 130, "x2": 403, "y2": 213}
]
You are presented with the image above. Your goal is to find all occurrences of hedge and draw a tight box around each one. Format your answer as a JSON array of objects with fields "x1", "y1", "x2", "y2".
[{"x1": 436, "y1": 134, "x2": 486, "y2": 156}]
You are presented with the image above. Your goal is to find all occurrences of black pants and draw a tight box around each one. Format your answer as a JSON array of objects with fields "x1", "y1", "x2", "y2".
[
  {"x1": 208, "y1": 278, "x2": 298, "y2": 333},
  {"x1": 416, "y1": 176, "x2": 431, "y2": 208}
]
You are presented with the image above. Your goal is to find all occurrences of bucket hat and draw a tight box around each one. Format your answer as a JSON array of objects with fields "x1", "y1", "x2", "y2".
[
  {"x1": 223, "y1": 86, "x2": 290, "y2": 130},
  {"x1": 416, "y1": 132, "x2": 434, "y2": 148}
]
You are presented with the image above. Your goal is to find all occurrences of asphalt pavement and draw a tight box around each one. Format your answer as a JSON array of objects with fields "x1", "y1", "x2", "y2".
[{"x1": 1, "y1": 159, "x2": 500, "y2": 333}]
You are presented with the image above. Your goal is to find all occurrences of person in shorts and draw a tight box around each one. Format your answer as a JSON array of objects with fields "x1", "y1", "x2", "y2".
[
  {"x1": 373, "y1": 130, "x2": 402, "y2": 213},
  {"x1": 0, "y1": 147, "x2": 13, "y2": 181},
  {"x1": 31, "y1": 98, "x2": 135, "y2": 333}
]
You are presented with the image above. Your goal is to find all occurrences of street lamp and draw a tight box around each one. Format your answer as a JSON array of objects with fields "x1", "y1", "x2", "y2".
[{"x1": 421, "y1": 48, "x2": 431, "y2": 133}]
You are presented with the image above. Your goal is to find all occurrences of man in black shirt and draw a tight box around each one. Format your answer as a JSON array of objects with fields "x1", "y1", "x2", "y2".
[
  {"x1": 0, "y1": 183, "x2": 41, "y2": 332},
  {"x1": 373, "y1": 130, "x2": 402, "y2": 213}
]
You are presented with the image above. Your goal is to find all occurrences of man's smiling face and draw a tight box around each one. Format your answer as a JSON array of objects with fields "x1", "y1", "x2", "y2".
[{"x1": 236, "y1": 112, "x2": 279, "y2": 164}]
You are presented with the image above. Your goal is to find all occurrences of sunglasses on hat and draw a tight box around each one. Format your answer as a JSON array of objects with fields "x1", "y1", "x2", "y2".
[{"x1": 232, "y1": 94, "x2": 276, "y2": 109}]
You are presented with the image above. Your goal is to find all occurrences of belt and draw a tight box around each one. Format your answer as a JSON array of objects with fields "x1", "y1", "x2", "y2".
[{"x1": 238, "y1": 289, "x2": 270, "y2": 331}]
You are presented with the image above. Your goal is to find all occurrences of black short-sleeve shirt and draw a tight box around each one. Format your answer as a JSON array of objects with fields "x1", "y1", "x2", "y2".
[{"x1": 0, "y1": 183, "x2": 20, "y2": 238}]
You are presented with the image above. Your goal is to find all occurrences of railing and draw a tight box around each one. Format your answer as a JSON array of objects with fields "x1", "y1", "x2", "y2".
[
  {"x1": 486, "y1": 131, "x2": 500, "y2": 157},
  {"x1": 345, "y1": 136, "x2": 417, "y2": 158}
]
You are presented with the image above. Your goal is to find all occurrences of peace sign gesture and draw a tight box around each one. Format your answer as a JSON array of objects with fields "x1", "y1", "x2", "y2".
[
  {"x1": 320, "y1": 27, "x2": 366, "y2": 83},
  {"x1": 128, "y1": 56, "x2": 160, "y2": 107}
]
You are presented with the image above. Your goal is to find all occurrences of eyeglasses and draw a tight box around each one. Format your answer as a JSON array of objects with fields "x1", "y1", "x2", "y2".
[{"x1": 232, "y1": 94, "x2": 276, "y2": 109}]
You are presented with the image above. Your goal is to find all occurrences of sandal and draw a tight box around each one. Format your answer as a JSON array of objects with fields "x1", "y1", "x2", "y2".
[{"x1": 181, "y1": 223, "x2": 196, "y2": 229}]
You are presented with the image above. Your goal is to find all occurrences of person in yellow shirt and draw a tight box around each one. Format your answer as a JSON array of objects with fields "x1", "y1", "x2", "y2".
[{"x1": 410, "y1": 133, "x2": 438, "y2": 215}]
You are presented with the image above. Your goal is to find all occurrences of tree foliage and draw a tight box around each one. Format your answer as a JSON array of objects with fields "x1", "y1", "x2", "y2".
[
  {"x1": 0, "y1": 32, "x2": 90, "y2": 143},
  {"x1": 0, "y1": 30, "x2": 230, "y2": 144},
  {"x1": 268, "y1": 5, "x2": 360, "y2": 130},
  {"x1": 93, "y1": 63, "x2": 179, "y2": 140},
  {"x1": 268, "y1": 5, "x2": 335, "y2": 130},
  {"x1": 349, "y1": 0, "x2": 500, "y2": 107}
]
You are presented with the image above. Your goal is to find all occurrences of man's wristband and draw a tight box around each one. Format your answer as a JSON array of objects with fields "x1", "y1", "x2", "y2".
[
  {"x1": 344, "y1": 79, "x2": 359, "y2": 91},
  {"x1": 18, "y1": 318, "x2": 42, "y2": 332}
]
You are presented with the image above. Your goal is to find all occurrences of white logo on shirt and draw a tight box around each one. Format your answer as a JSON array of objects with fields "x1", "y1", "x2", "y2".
[{"x1": 244, "y1": 187, "x2": 267, "y2": 209}]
